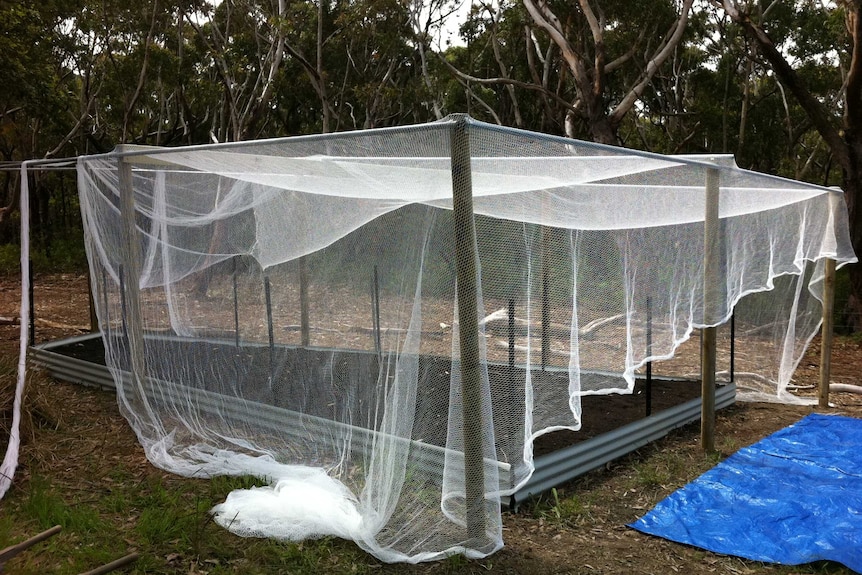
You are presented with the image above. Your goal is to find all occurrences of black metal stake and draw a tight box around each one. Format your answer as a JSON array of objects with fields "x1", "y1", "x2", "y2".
[
  {"x1": 729, "y1": 312, "x2": 735, "y2": 383},
  {"x1": 119, "y1": 264, "x2": 127, "y2": 339},
  {"x1": 28, "y1": 259, "x2": 35, "y2": 347},
  {"x1": 87, "y1": 275, "x2": 98, "y2": 333},
  {"x1": 372, "y1": 265, "x2": 382, "y2": 360},
  {"x1": 541, "y1": 257, "x2": 550, "y2": 370},
  {"x1": 233, "y1": 256, "x2": 240, "y2": 348},
  {"x1": 508, "y1": 299, "x2": 516, "y2": 371},
  {"x1": 101, "y1": 267, "x2": 109, "y2": 333},
  {"x1": 646, "y1": 296, "x2": 653, "y2": 417},
  {"x1": 509, "y1": 298, "x2": 517, "y2": 423},
  {"x1": 264, "y1": 275, "x2": 274, "y2": 383}
]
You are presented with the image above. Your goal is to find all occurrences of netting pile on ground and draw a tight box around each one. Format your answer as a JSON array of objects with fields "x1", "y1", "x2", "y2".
[{"x1": 75, "y1": 115, "x2": 856, "y2": 562}]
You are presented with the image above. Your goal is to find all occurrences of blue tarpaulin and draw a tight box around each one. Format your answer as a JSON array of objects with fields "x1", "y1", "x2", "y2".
[{"x1": 630, "y1": 413, "x2": 862, "y2": 572}]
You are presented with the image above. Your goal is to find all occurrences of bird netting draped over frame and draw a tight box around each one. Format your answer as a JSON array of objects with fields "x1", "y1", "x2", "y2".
[{"x1": 75, "y1": 115, "x2": 856, "y2": 562}]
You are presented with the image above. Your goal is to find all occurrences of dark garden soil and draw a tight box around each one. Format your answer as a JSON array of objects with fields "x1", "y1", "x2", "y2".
[
  {"x1": 40, "y1": 329, "x2": 704, "y2": 458},
  {"x1": 2, "y1": 273, "x2": 862, "y2": 574}
]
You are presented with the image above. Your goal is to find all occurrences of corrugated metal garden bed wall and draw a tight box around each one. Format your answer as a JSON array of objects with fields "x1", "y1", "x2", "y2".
[{"x1": 29, "y1": 332, "x2": 735, "y2": 507}]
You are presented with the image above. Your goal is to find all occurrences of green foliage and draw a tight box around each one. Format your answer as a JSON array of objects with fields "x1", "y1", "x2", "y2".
[
  {"x1": 0, "y1": 243, "x2": 21, "y2": 275},
  {"x1": 32, "y1": 238, "x2": 90, "y2": 274},
  {"x1": 631, "y1": 459, "x2": 676, "y2": 489},
  {"x1": 834, "y1": 267, "x2": 857, "y2": 334},
  {"x1": 528, "y1": 487, "x2": 595, "y2": 528},
  {"x1": 0, "y1": 237, "x2": 89, "y2": 276},
  {"x1": 0, "y1": 0, "x2": 850, "y2": 158},
  {"x1": 23, "y1": 476, "x2": 107, "y2": 533},
  {"x1": 0, "y1": 0, "x2": 857, "y2": 324}
]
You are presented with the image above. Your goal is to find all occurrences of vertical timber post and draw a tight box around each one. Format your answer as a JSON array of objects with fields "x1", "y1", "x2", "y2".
[
  {"x1": 451, "y1": 116, "x2": 486, "y2": 543},
  {"x1": 118, "y1": 150, "x2": 151, "y2": 413},
  {"x1": 701, "y1": 168, "x2": 720, "y2": 453},
  {"x1": 819, "y1": 258, "x2": 837, "y2": 408}
]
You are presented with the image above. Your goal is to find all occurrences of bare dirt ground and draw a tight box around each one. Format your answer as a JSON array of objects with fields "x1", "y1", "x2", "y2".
[{"x1": 2, "y1": 273, "x2": 862, "y2": 574}]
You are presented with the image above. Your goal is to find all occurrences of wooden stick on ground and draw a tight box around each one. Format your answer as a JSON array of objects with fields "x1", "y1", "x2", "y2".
[
  {"x1": 77, "y1": 552, "x2": 140, "y2": 575},
  {"x1": 0, "y1": 525, "x2": 62, "y2": 566}
]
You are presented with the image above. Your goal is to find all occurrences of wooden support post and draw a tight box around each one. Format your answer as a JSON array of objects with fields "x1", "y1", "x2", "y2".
[
  {"x1": 819, "y1": 258, "x2": 837, "y2": 408},
  {"x1": 118, "y1": 151, "x2": 155, "y2": 420},
  {"x1": 701, "y1": 168, "x2": 720, "y2": 453},
  {"x1": 451, "y1": 116, "x2": 486, "y2": 543}
]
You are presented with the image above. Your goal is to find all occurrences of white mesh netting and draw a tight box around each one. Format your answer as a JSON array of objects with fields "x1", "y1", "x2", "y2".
[{"x1": 74, "y1": 115, "x2": 855, "y2": 561}]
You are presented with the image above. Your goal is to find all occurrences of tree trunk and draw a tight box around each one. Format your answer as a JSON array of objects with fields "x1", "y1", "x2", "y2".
[
  {"x1": 589, "y1": 113, "x2": 617, "y2": 145},
  {"x1": 843, "y1": 138, "x2": 862, "y2": 331},
  {"x1": 845, "y1": 2, "x2": 862, "y2": 330}
]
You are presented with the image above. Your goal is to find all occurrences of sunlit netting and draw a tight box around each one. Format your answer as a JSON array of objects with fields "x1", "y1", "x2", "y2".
[{"x1": 75, "y1": 115, "x2": 856, "y2": 562}]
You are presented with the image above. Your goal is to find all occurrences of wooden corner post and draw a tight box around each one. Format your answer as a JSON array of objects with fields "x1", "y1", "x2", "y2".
[
  {"x1": 819, "y1": 257, "x2": 837, "y2": 408},
  {"x1": 117, "y1": 149, "x2": 156, "y2": 422},
  {"x1": 701, "y1": 168, "x2": 720, "y2": 453},
  {"x1": 450, "y1": 116, "x2": 487, "y2": 542}
]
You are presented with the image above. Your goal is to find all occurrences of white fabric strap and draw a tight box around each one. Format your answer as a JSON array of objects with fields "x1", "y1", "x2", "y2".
[{"x1": 0, "y1": 161, "x2": 30, "y2": 499}]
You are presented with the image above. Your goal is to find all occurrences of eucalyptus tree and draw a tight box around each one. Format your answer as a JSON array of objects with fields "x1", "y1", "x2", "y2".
[
  {"x1": 0, "y1": 0, "x2": 88, "y2": 160},
  {"x1": 178, "y1": 0, "x2": 289, "y2": 141},
  {"x1": 333, "y1": 0, "x2": 433, "y2": 128},
  {"x1": 180, "y1": 0, "x2": 433, "y2": 139},
  {"x1": 443, "y1": 0, "x2": 695, "y2": 143},
  {"x1": 717, "y1": 0, "x2": 862, "y2": 328},
  {"x1": 0, "y1": 0, "x2": 103, "y2": 247},
  {"x1": 407, "y1": 0, "x2": 465, "y2": 120},
  {"x1": 41, "y1": 0, "x2": 216, "y2": 149},
  {"x1": 623, "y1": 4, "x2": 819, "y2": 172}
]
